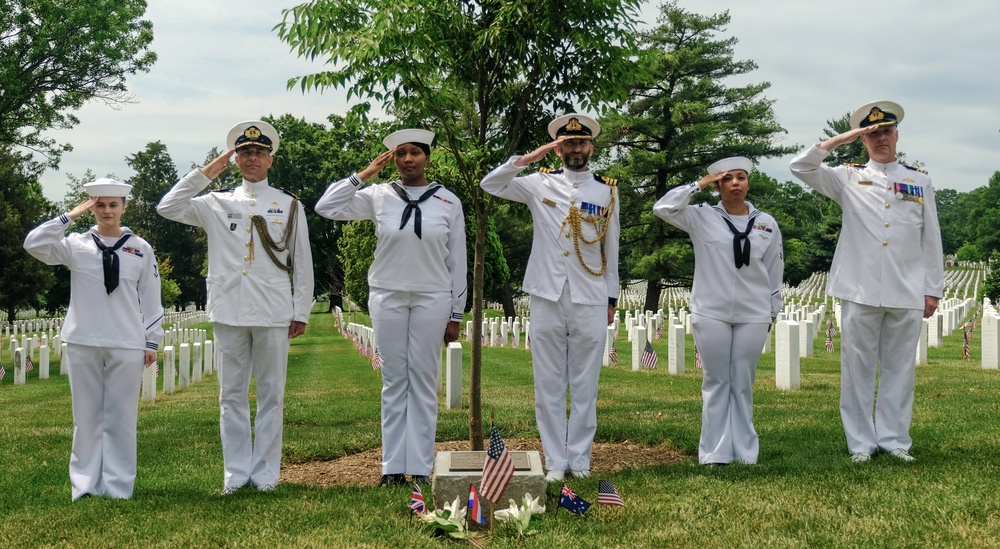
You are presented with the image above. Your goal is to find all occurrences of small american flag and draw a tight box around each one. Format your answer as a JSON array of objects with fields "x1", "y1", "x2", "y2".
[
  {"x1": 25, "y1": 356, "x2": 34, "y2": 372},
  {"x1": 597, "y1": 480, "x2": 625, "y2": 507},
  {"x1": 493, "y1": 333, "x2": 503, "y2": 347},
  {"x1": 0, "y1": 362, "x2": 5, "y2": 382},
  {"x1": 694, "y1": 345, "x2": 702, "y2": 369},
  {"x1": 641, "y1": 340, "x2": 658, "y2": 369},
  {"x1": 372, "y1": 347, "x2": 382, "y2": 371},
  {"x1": 963, "y1": 330, "x2": 971, "y2": 360},
  {"x1": 825, "y1": 335, "x2": 834, "y2": 353},
  {"x1": 479, "y1": 423, "x2": 515, "y2": 502},
  {"x1": 526, "y1": 334, "x2": 531, "y2": 352},
  {"x1": 609, "y1": 345, "x2": 619, "y2": 366},
  {"x1": 409, "y1": 483, "x2": 427, "y2": 514},
  {"x1": 655, "y1": 326, "x2": 662, "y2": 341}
]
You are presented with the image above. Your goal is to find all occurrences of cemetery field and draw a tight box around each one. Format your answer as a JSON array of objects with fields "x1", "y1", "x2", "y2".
[{"x1": 2, "y1": 308, "x2": 1000, "y2": 547}]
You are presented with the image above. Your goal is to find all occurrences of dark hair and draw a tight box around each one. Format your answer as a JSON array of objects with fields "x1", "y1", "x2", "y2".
[{"x1": 403, "y1": 142, "x2": 431, "y2": 156}]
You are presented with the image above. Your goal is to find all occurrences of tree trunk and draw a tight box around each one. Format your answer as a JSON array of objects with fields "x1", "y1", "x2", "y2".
[
  {"x1": 468, "y1": 201, "x2": 487, "y2": 450},
  {"x1": 500, "y1": 285, "x2": 516, "y2": 319},
  {"x1": 643, "y1": 279, "x2": 662, "y2": 312}
]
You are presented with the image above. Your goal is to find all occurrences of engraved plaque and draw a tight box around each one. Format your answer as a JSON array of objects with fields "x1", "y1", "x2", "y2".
[{"x1": 448, "y1": 451, "x2": 532, "y2": 472}]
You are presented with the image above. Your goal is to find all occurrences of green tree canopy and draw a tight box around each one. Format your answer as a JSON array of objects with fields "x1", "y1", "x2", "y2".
[{"x1": 0, "y1": 0, "x2": 156, "y2": 164}]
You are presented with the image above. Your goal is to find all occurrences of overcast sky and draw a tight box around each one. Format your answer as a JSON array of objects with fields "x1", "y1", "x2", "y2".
[{"x1": 37, "y1": 0, "x2": 999, "y2": 201}]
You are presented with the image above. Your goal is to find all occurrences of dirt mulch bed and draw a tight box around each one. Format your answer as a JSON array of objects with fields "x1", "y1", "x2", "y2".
[{"x1": 282, "y1": 439, "x2": 686, "y2": 488}]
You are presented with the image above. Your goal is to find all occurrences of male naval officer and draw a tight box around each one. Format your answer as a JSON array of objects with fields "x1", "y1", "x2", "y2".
[
  {"x1": 481, "y1": 113, "x2": 620, "y2": 482},
  {"x1": 789, "y1": 101, "x2": 943, "y2": 464},
  {"x1": 157, "y1": 120, "x2": 314, "y2": 493}
]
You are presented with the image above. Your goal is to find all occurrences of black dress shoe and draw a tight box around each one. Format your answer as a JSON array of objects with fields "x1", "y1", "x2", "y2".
[
  {"x1": 411, "y1": 475, "x2": 431, "y2": 485},
  {"x1": 379, "y1": 473, "x2": 407, "y2": 486}
]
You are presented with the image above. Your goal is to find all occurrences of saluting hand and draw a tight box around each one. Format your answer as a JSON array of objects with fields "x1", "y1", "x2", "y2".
[
  {"x1": 514, "y1": 140, "x2": 562, "y2": 167},
  {"x1": 697, "y1": 172, "x2": 729, "y2": 190},
  {"x1": 358, "y1": 148, "x2": 397, "y2": 181},
  {"x1": 200, "y1": 149, "x2": 236, "y2": 180},
  {"x1": 67, "y1": 197, "x2": 98, "y2": 221},
  {"x1": 819, "y1": 124, "x2": 886, "y2": 152}
]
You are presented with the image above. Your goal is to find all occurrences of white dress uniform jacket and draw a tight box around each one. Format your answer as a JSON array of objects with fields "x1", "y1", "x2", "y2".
[
  {"x1": 156, "y1": 170, "x2": 314, "y2": 325},
  {"x1": 789, "y1": 145, "x2": 944, "y2": 308},
  {"x1": 480, "y1": 157, "x2": 620, "y2": 306},
  {"x1": 314, "y1": 174, "x2": 468, "y2": 319},
  {"x1": 24, "y1": 216, "x2": 164, "y2": 350},
  {"x1": 653, "y1": 183, "x2": 783, "y2": 322}
]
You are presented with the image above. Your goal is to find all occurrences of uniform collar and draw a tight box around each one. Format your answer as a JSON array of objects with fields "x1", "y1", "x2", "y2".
[
  {"x1": 241, "y1": 178, "x2": 270, "y2": 193},
  {"x1": 88, "y1": 226, "x2": 133, "y2": 238},
  {"x1": 866, "y1": 158, "x2": 899, "y2": 171},
  {"x1": 713, "y1": 201, "x2": 759, "y2": 219},
  {"x1": 561, "y1": 167, "x2": 593, "y2": 183}
]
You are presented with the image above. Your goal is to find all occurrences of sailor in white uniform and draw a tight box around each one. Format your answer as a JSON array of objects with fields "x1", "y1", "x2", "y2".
[
  {"x1": 157, "y1": 121, "x2": 314, "y2": 493},
  {"x1": 653, "y1": 157, "x2": 783, "y2": 465},
  {"x1": 315, "y1": 129, "x2": 467, "y2": 486},
  {"x1": 789, "y1": 101, "x2": 943, "y2": 463},
  {"x1": 480, "y1": 114, "x2": 619, "y2": 482},
  {"x1": 24, "y1": 178, "x2": 164, "y2": 500}
]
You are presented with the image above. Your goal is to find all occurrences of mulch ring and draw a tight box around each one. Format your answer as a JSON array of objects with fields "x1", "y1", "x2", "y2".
[{"x1": 282, "y1": 439, "x2": 686, "y2": 488}]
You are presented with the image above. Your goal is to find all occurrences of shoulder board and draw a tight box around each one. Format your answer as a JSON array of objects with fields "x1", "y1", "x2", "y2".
[
  {"x1": 538, "y1": 167, "x2": 562, "y2": 174},
  {"x1": 279, "y1": 189, "x2": 301, "y2": 200},
  {"x1": 843, "y1": 163, "x2": 866, "y2": 169},
  {"x1": 595, "y1": 174, "x2": 617, "y2": 187},
  {"x1": 211, "y1": 188, "x2": 235, "y2": 193},
  {"x1": 904, "y1": 165, "x2": 929, "y2": 175}
]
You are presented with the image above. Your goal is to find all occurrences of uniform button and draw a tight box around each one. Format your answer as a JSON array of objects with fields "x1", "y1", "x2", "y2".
[
  {"x1": 246, "y1": 227, "x2": 251, "y2": 233},
  {"x1": 885, "y1": 203, "x2": 890, "y2": 209},
  {"x1": 249, "y1": 200, "x2": 256, "y2": 206},
  {"x1": 245, "y1": 242, "x2": 251, "y2": 247},
  {"x1": 570, "y1": 200, "x2": 575, "y2": 205},
  {"x1": 884, "y1": 222, "x2": 890, "y2": 228},
  {"x1": 573, "y1": 183, "x2": 579, "y2": 189},
  {"x1": 251, "y1": 193, "x2": 257, "y2": 198},
  {"x1": 886, "y1": 185, "x2": 891, "y2": 190},
  {"x1": 882, "y1": 241, "x2": 888, "y2": 246},
  {"x1": 564, "y1": 251, "x2": 570, "y2": 257},
  {"x1": 242, "y1": 270, "x2": 248, "y2": 276},
  {"x1": 243, "y1": 256, "x2": 249, "y2": 261}
]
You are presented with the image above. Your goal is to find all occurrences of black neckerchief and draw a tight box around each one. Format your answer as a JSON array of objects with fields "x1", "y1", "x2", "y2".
[
  {"x1": 390, "y1": 183, "x2": 441, "y2": 239},
  {"x1": 719, "y1": 213, "x2": 757, "y2": 269},
  {"x1": 91, "y1": 232, "x2": 132, "y2": 294}
]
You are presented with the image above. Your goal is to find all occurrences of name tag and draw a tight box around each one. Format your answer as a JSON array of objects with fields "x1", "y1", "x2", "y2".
[
  {"x1": 228, "y1": 213, "x2": 242, "y2": 219},
  {"x1": 857, "y1": 180, "x2": 873, "y2": 186},
  {"x1": 542, "y1": 198, "x2": 556, "y2": 208}
]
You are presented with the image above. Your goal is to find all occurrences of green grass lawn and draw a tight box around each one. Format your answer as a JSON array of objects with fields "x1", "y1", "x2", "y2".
[{"x1": 2, "y1": 307, "x2": 999, "y2": 547}]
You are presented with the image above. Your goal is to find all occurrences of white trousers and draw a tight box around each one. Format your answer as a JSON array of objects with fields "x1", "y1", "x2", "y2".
[
  {"x1": 691, "y1": 316, "x2": 769, "y2": 464},
  {"x1": 65, "y1": 344, "x2": 145, "y2": 501},
  {"x1": 214, "y1": 323, "x2": 289, "y2": 490},
  {"x1": 369, "y1": 288, "x2": 450, "y2": 476},
  {"x1": 839, "y1": 300, "x2": 922, "y2": 454},
  {"x1": 529, "y1": 285, "x2": 606, "y2": 472}
]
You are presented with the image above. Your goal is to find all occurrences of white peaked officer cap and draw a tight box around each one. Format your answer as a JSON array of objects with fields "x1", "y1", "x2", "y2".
[
  {"x1": 227, "y1": 120, "x2": 280, "y2": 155},
  {"x1": 84, "y1": 178, "x2": 133, "y2": 198},
  {"x1": 383, "y1": 129, "x2": 435, "y2": 149},
  {"x1": 707, "y1": 156, "x2": 753, "y2": 174},
  {"x1": 548, "y1": 113, "x2": 601, "y2": 140},
  {"x1": 849, "y1": 100, "x2": 904, "y2": 130}
]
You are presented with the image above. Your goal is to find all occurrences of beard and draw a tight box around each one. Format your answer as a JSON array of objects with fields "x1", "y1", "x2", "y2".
[{"x1": 561, "y1": 152, "x2": 590, "y2": 171}]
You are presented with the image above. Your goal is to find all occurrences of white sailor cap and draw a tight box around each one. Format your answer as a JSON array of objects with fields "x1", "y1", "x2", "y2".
[
  {"x1": 227, "y1": 120, "x2": 280, "y2": 155},
  {"x1": 84, "y1": 178, "x2": 132, "y2": 198},
  {"x1": 707, "y1": 156, "x2": 753, "y2": 174},
  {"x1": 849, "y1": 100, "x2": 904, "y2": 129},
  {"x1": 548, "y1": 113, "x2": 600, "y2": 140},
  {"x1": 383, "y1": 129, "x2": 435, "y2": 150}
]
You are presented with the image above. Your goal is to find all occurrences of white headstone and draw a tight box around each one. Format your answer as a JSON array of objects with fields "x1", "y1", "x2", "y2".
[
  {"x1": 915, "y1": 318, "x2": 928, "y2": 366},
  {"x1": 178, "y1": 343, "x2": 190, "y2": 388},
  {"x1": 799, "y1": 319, "x2": 814, "y2": 358},
  {"x1": 39, "y1": 345, "x2": 49, "y2": 379},
  {"x1": 775, "y1": 321, "x2": 800, "y2": 390},
  {"x1": 466, "y1": 321, "x2": 473, "y2": 342},
  {"x1": 668, "y1": 324, "x2": 684, "y2": 374},
  {"x1": 445, "y1": 342, "x2": 462, "y2": 410},
  {"x1": 204, "y1": 340, "x2": 214, "y2": 375},
  {"x1": 192, "y1": 342, "x2": 203, "y2": 382},
  {"x1": 603, "y1": 325, "x2": 615, "y2": 367},
  {"x1": 60, "y1": 342, "x2": 69, "y2": 374},
  {"x1": 632, "y1": 326, "x2": 645, "y2": 371},
  {"x1": 928, "y1": 313, "x2": 943, "y2": 348},
  {"x1": 163, "y1": 346, "x2": 176, "y2": 394},
  {"x1": 141, "y1": 363, "x2": 156, "y2": 402},
  {"x1": 14, "y1": 348, "x2": 26, "y2": 385},
  {"x1": 512, "y1": 320, "x2": 521, "y2": 349},
  {"x1": 982, "y1": 314, "x2": 1000, "y2": 370}
]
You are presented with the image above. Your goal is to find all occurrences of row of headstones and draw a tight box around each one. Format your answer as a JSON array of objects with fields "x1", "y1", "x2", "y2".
[
  {"x1": 164, "y1": 311, "x2": 209, "y2": 330},
  {"x1": 4, "y1": 318, "x2": 62, "y2": 339},
  {"x1": 467, "y1": 317, "x2": 530, "y2": 348},
  {"x1": 979, "y1": 298, "x2": 1000, "y2": 370},
  {"x1": 9, "y1": 332, "x2": 62, "y2": 363}
]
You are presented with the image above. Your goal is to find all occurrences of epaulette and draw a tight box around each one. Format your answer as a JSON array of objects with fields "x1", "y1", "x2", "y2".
[
  {"x1": 538, "y1": 167, "x2": 562, "y2": 174},
  {"x1": 212, "y1": 188, "x2": 235, "y2": 193},
  {"x1": 281, "y1": 189, "x2": 301, "y2": 200},
  {"x1": 595, "y1": 174, "x2": 617, "y2": 187},
  {"x1": 844, "y1": 163, "x2": 866, "y2": 169},
  {"x1": 904, "y1": 165, "x2": 929, "y2": 175}
]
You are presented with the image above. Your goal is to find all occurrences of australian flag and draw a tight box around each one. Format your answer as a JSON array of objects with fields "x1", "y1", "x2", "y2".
[{"x1": 559, "y1": 484, "x2": 591, "y2": 515}]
